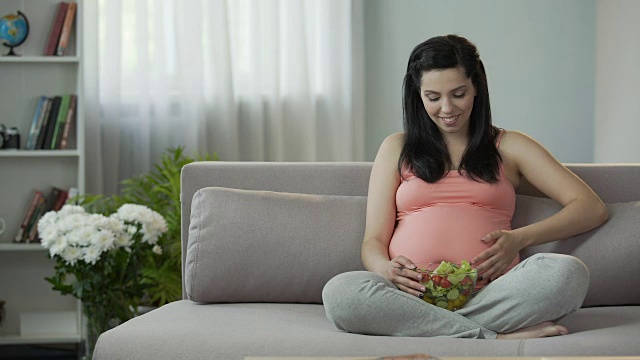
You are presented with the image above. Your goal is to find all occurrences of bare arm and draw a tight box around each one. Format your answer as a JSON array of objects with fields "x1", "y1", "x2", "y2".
[
  {"x1": 361, "y1": 133, "x2": 425, "y2": 297},
  {"x1": 361, "y1": 133, "x2": 402, "y2": 274},
  {"x1": 507, "y1": 131, "x2": 608, "y2": 247},
  {"x1": 473, "y1": 130, "x2": 608, "y2": 279}
]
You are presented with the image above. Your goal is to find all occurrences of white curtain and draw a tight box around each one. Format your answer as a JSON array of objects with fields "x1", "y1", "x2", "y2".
[{"x1": 83, "y1": 0, "x2": 365, "y2": 195}]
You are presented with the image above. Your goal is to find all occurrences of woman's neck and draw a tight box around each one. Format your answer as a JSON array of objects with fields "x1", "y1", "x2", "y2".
[
  {"x1": 441, "y1": 132, "x2": 469, "y2": 170},
  {"x1": 442, "y1": 132, "x2": 468, "y2": 149}
]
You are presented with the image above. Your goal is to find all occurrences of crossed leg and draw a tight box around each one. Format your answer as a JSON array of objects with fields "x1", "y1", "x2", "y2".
[
  {"x1": 456, "y1": 253, "x2": 589, "y2": 338},
  {"x1": 322, "y1": 253, "x2": 589, "y2": 339}
]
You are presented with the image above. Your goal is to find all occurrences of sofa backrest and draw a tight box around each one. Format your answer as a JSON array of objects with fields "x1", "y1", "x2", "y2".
[
  {"x1": 181, "y1": 162, "x2": 372, "y2": 299},
  {"x1": 181, "y1": 162, "x2": 640, "y2": 307}
]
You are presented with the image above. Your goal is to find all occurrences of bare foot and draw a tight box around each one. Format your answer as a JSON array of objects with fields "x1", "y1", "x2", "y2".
[{"x1": 496, "y1": 321, "x2": 568, "y2": 340}]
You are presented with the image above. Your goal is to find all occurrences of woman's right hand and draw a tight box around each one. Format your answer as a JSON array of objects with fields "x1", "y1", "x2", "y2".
[{"x1": 383, "y1": 255, "x2": 426, "y2": 298}]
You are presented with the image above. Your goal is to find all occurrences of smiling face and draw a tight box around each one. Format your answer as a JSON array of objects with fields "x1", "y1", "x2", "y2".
[{"x1": 420, "y1": 67, "x2": 477, "y2": 138}]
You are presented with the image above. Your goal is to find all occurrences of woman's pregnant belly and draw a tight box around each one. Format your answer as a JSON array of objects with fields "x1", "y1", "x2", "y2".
[{"x1": 388, "y1": 204, "x2": 519, "y2": 282}]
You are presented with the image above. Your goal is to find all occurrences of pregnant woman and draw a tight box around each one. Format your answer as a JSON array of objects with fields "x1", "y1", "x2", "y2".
[{"x1": 322, "y1": 34, "x2": 608, "y2": 339}]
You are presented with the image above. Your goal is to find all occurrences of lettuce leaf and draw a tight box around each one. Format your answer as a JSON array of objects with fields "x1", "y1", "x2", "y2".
[
  {"x1": 425, "y1": 280, "x2": 448, "y2": 297},
  {"x1": 434, "y1": 261, "x2": 455, "y2": 274},
  {"x1": 434, "y1": 260, "x2": 476, "y2": 285}
]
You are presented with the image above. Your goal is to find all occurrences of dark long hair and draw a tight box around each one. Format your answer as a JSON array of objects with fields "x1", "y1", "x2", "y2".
[{"x1": 399, "y1": 34, "x2": 501, "y2": 183}]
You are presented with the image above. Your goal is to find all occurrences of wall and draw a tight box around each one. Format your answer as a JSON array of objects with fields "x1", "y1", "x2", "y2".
[
  {"x1": 364, "y1": 0, "x2": 596, "y2": 163},
  {"x1": 594, "y1": 0, "x2": 640, "y2": 163}
]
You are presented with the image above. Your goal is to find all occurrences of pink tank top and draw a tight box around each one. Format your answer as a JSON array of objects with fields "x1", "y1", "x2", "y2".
[{"x1": 388, "y1": 130, "x2": 519, "y2": 288}]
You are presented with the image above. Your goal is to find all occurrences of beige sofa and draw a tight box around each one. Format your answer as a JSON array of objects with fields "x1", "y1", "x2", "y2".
[{"x1": 94, "y1": 162, "x2": 640, "y2": 359}]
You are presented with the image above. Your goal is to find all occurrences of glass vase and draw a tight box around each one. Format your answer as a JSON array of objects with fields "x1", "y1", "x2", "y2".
[{"x1": 82, "y1": 303, "x2": 118, "y2": 360}]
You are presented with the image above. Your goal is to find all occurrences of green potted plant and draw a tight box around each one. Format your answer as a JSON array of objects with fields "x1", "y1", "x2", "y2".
[{"x1": 74, "y1": 146, "x2": 218, "y2": 307}]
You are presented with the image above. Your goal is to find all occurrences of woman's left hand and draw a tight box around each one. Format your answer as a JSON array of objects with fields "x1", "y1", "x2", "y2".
[{"x1": 471, "y1": 230, "x2": 523, "y2": 281}]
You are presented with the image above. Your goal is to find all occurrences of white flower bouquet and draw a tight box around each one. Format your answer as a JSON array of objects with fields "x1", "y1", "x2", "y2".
[
  {"x1": 38, "y1": 203, "x2": 168, "y2": 351},
  {"x1": 39, "y1": 204, "x2": 167, "y2": 267}
]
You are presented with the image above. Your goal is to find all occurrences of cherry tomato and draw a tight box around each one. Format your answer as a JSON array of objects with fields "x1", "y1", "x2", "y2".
[
  {"x1": 440, "y1": 278, "x2": 452, "y2": 288},
  {"x1": 431, "y1": 275, "x2": 442, "y2": 287},
  {"x1": 422, "y1": 274, "x2": 431, "y2": 283},
  {"x1": 460, "y1": 277, "x2": 471, "y2": 286}
]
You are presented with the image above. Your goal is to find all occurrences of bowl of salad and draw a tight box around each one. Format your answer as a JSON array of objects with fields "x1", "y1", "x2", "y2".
[{"x1": 415, "y1": 260, "x2": 478, "y2": 311}]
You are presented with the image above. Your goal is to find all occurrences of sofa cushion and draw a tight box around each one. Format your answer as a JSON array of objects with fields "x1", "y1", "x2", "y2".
[
  {"x1": 513, "y1": 195, "x2": 640, "y2": 307},
  {"x1": 523, "y1": 306, "x2": 640, "y2": 356},
  {"x1": 186, "y1": 187, "x2": 367, "y2": 304},
  {"x1": 93, "y1": 300, "x2": 640, "y2": 359}
]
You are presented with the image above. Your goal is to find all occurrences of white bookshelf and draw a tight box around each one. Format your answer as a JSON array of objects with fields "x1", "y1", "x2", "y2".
[
  {"x1": 0, "y1": 149, "x2": 80, "y2": 157},
  {"x1": 0, "y1": 56, "x2": 80, "y2": 63},
  {"x1": 0, "y1": 243, "x2": 47, "y2": 251},
  {"x1": 0, "y1": 0, "x2": 84, "y2": 346},
  {"x1": 0, "y1": 333, "x2": 82, "y2": 345}
]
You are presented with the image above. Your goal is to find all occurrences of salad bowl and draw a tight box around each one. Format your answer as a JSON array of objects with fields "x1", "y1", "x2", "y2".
[{"x1": 415, "y1": 261, "x2": 478, "y2": 311}]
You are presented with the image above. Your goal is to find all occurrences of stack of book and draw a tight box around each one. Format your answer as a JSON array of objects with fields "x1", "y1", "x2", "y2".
[
  {"x1": 44, "y1": 1, "x2": 77, "y2": 56},
  {"x1": 14, "y1": 187, "x2": 78, "y2": 243},
  {"x1": 24, "y1": 95, "x2": 77, "y2": 150}
]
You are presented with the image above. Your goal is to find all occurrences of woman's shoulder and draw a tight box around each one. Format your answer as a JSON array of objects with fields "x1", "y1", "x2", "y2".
[
  {"x1": 379, "y1": 132, "x2": 405, "y2": 152},
  {"x1": 373, "y1": 132, "x2": 405, "y2": 171},
  {"x1": 498, "y1": 129, "x2": 538, "y2": 147},
  {"x1": 498, "y1": 129, "x2": 550, "y2": 159},
  {"x1": 385, "y1": 131, "x2": 404, "y2": 144}
]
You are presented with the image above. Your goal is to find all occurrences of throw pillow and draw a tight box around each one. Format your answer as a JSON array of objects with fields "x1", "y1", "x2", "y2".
[
  {"x1": 186, "y1": 187, "x2": 367, "y2": 304},
  {"x1": 513, "y1": 195, "x2": 640, "y2": 307}
]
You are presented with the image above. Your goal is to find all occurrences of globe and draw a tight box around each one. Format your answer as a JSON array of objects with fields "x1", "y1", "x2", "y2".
[{"x1": 0, "y1": 11, "x2": 30, "y2": 56}]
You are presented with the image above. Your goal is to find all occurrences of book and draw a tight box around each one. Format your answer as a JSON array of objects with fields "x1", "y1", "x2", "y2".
[
  {"x1": 42, "y1": 96, "x2": 62, "y2": 150},
  {"x1": 44, "y1": 2, "x2": 69, "y2": 56},
  {"x1": 35, "y1": 98, "x2": 54, "y2": 149},
  {"x1": 33, "y1": 97, "x2": 52, "y2": 149},
  {"x1": 56, "y1": 2, "x2": 77, "y2": 56},
  {"x1": 51, "y1": 95, "x2": 71, "y2": 149},
  {"x1": 43, "y1": 187, "x2": 62, "y2": 213},
  {"x1": 25, "y1": 187, "x2": 68, "y2": 242},
  {"x1": 52, "y1": 187, "x2": 69, "y2": 211},
  {"x1": 25, "y1": 197, "x2": 47, "y2": 243},
  {"x1": 14, "y1": 191, "x2": 44, "y2": 243},
  {"x1": 25, "y1": 96, "x2": 48, "y2": 150},
  {"x1": 58, "y1": 95, "x2": 77, "y2": 149}
]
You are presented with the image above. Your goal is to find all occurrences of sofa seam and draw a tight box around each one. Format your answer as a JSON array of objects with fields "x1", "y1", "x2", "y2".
[
  {"x1": 518, "y1": 339, "x2": 525, "y2": 355},
  {"x1": 190, "y1": 190, "x2": 202, "y2": 300}
]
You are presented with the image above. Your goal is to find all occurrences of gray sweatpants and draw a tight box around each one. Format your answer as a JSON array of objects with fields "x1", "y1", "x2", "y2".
[{"x1": 322, "y1": 253, "x2": 589, "y2": 339}]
